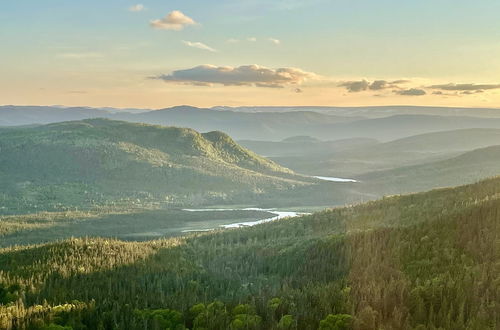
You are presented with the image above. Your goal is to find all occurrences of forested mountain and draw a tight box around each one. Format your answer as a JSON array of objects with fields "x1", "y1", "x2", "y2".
[
  {"x1": 358, "y1": 144, "x2": 500, "y2": 195},
  {"x1": 1, "y1": 176, "x2": 500, "y2": 329},
  {"x1": 0, "y1": 119, "x2": 310, "y2": 214}
]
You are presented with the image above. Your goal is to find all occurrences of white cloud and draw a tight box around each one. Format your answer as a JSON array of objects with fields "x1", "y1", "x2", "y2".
[
  {"x1": 182, "y1": 41, "x2": 217, "y2": 52},
  {"x1": 153, "y1": 64, "x2": 318, "y2": 88},
  {"x1": 128, "y1": 4, "x2": 145, "y2": 12},
  {"x1": 247, "y1": 37, "x2": 257, "y2": 42},
  {"x1": 268, "y1": 38, "x2": 281, "y2": 45},
  {"x1": 227, "y1": 38, "x2": 239, "y2": 43},
  {"x1": 150, "y1": 10, "x2": 197, "y2": 31}
]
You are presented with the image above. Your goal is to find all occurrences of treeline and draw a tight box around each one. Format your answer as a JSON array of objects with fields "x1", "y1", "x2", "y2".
[{"x1": 1, "y1": 177, "x2": 500, "y2": 329}]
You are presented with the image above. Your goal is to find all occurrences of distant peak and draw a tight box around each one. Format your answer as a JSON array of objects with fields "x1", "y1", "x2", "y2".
[
  {"x1": 163, "y1": 105, "x2": 205, "y2": 111},
  {"x1": 282, "y1": 135, "x2": 321, "y2": 143}
]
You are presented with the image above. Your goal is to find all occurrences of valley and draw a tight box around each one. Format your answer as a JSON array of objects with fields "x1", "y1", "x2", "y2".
[
  {"x1": 2, "y1": 175, "x2": 500, "y2": 329},
  {"x1": 2, "y1": 106, "x2": 500, "y2": 329}
]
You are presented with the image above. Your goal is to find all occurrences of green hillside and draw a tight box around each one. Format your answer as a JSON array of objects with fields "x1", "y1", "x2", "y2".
[
  {"x1": 358, "y1": 144, "x2": 500, "y2": 195},
  {"x1": 1, "y1": 176, "x2": 500, "y2": 329},
  {"x1": 239, "y1": 137, "x2": 377, "y2": 157},
  {"x1": 0, "y1": 119, "x2": 309, "y2": 214}
]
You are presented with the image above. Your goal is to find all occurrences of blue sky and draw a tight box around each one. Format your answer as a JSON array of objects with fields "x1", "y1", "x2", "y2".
[{"x1": 1, "y1": 0, "x2": 500, "y2": 108}]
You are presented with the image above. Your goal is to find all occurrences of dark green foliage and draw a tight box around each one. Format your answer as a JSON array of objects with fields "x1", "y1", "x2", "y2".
[
  {"x1": 0, "y1": 283, "x2": 21, "y2": 305},
  {"x1": 189, "y1": 301, "x2": 230, "y2": 330},
  {"x1": 318, "y1": 314, "x2": 352, "y2": 330},
  {"x1": 135, "y1": 309, "x2": 186, "y2": 330},
  {"x1": 277, "y1": 315, "x2": 295, "y2": 329}
]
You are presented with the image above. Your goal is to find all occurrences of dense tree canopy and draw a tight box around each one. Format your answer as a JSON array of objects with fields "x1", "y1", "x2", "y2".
[{"x1": 1, "y1": 177, "x2": 500, "y2": 329}]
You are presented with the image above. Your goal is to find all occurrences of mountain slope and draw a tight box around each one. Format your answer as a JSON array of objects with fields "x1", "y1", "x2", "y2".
[
  {"x1": 0, "y1": 119, "x2": 309, "y2": 214},
  {"x1": 274, "y1": 128, "x2": 500, "y2": 177},
  {"x1": 1, "y1": 176, "x2": 500, "y2": 329},
  {"x1": 358, "y1": 144, "x2": 500, "y2": 195},
  {"x1": 239, "y1": 137, "x2": 378, "y2": 157}
]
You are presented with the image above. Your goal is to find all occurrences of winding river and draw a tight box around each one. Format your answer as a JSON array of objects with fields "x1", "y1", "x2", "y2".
[
  {"x1": 182, "y1": 208, "x2": 307, "y2": 232},
  {"x1": 181, "y1": 176, "x2": 356, "y2": 232}
]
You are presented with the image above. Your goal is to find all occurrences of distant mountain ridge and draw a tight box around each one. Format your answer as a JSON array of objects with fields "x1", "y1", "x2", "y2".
[
  {"x1": 4, "y1": 105, "x2": 500, "y2": 141},
  {"x1": 215, "y1": 105, "x2": 500, "y2": 118}
]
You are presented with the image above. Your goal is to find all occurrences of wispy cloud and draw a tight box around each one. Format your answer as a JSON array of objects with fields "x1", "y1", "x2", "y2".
[
  {"x1": 227, "y1": 38, "x2": 240, "y2": 43},
  {"x1": 150, "y1": 10, "x2": 197, "y2": 31},
  {"x1": 182, "y1": 41, "x2": 217, "y2": 52},
  {"x1": 247, "y1": 37, "x2": 257, "y2": 42},
  {"x1": 268, "y1": 38, "x2": 281, "y2": 45},
  {"x1": 66, "y1": 90, "x2": 88, "y2": 94},
  {"x1": 128, "y1": 4, "x2": 145, "y2": 12},
  {"x1": 428, "y1": 83, "x2": 500, "y2": 92},
  {"x1": 152, "y1": 64, "x2": 318, "y2": 88},
  {"x1": 57, "y1": 52, "x2": 103, "y2": 59}
]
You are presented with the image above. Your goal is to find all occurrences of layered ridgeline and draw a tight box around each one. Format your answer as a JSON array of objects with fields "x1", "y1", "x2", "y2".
[
  {"x1": 358, "y1": 144, "x2": 500, "y2": 195},
  {"x1": 270, "y1": 128, "x2": 500, "y2": 177},
  {"x1": 1, "y1": 176, "x2": 500, "y2": 329},
  {"x1": 6, "y1": 105, "x2": 500, "y2": 141},
  {"x1": 0, "y1": 119, "x2": 310, "y2": 214}
]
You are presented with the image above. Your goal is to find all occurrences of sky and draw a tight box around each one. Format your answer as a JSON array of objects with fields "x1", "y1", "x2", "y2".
[{"x1": 1, "y1": 0, "x2": 500, "y2": 108}]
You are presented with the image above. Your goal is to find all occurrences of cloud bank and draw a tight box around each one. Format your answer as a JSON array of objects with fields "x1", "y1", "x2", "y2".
[
  {"x1": 153, "y1": 64, "x2": 317, "y2": 88},
  {"x1": 150, "y1": 11, "x2": 196, "y2": 31}
]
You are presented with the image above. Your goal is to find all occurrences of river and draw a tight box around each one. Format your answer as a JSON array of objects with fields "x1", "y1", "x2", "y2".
[
  {"x1": 313, "y1": 176, "x2": 358, "y2": 183},
  {"x1": 182, "y1": 208, "x2": 307, "y2": 232}
]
